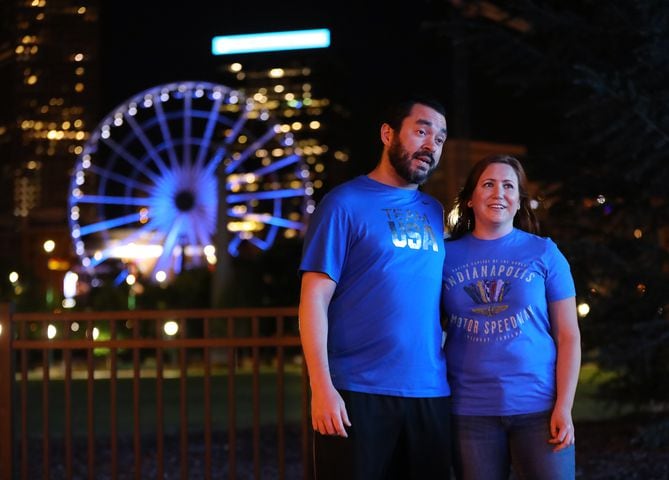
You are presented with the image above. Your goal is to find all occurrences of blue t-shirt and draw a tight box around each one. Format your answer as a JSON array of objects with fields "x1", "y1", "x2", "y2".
[
  {"x1": 300, "y1": 175, "x2": 450, "y2": 397},
  {"x1": 442, "y1": 228, "x2": 575, "y2": 415}
]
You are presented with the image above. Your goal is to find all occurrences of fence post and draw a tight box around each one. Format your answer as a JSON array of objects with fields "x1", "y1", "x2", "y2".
[{"x1": 0, "y1": 303, "x2": 14, "y2": 479}]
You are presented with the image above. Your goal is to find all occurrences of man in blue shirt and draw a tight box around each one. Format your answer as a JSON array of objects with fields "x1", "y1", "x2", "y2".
[{"x1": 299, "y1": 96, "x2": 451, "y2": 479}]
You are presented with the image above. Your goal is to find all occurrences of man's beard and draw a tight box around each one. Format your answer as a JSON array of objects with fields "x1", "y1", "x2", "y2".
[{"x1": 388, "y1": 137, "x2": 437, "y2": 185}]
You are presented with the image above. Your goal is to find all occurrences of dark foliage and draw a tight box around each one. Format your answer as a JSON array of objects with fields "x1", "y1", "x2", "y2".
[{"x1": 435, "y1": 0, "x2": 669, "y2": 411}]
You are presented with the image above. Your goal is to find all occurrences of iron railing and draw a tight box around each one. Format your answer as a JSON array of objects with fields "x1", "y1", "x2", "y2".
[{"x1": 0, "y1": 304, "x2": 313, "y2": 480}]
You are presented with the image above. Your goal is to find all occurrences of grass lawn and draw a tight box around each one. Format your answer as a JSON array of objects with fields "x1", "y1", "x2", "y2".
[
  {"x1": 573, "y1": 362, "x2": 635, "y2": 421},
  {"x1": 18, "y1": 368, "x2": 306, "y2": 437},
  {"x1": 16, "y1": 361, "x2": 631, "y2": 438}
]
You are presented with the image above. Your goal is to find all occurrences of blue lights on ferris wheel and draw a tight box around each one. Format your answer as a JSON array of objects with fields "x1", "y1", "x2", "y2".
[{"x1": 69, "y1": 81, "x2": 314, "y2": 283}]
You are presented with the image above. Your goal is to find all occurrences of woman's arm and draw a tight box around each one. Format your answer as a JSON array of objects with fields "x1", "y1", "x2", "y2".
[{"x1": 548, "y1": 296, "x2": 581, "y2": 451}]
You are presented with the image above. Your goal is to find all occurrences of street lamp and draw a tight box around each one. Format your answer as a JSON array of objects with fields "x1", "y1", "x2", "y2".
[{"x1": 43, "y1": 239, "x2": 55, "y2": 253}]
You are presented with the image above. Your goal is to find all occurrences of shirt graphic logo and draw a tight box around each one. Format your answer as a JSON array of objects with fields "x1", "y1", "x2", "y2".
[
  {"x1": 464, "y1": 279, "x2": 511, "y2": 316},
  {"x1": 383, "y1": 208, "x2": 439, "y2": 252}
]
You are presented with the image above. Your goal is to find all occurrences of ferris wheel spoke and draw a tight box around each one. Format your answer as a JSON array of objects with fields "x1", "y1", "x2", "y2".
[
  {"x1": 153, "y1": 100, "x2": 180, "y2": 170},
  {"x1": 227, "y1": 235, "x2": 243, "y2": 256},
  {"x1": 204, "y1": 147, "x2": 228, "y2": 177},
  {"x1": 124, "y1": 114, "x2": 171, "y2": 174},
  {"x1": 88, "y1": 165, "x2": 154, "y2": 195},
  {"x1": 248, "y1": 236, "x2": 271, "y2": 251},
  {"x1": 78, "y1": 212, "x2": 143, "y2": 236},
  {"x1": 227, "y1": 210, "x2": 304, "y2": 230},
  {"x1": 204, "y1": 109, "x2": 250, "y2": 173},
  {"x1": 252, "y1": 153, "x2": 301, "y2": 176},
  {"x1": 194, "y1": 95, "x2": 224, "y2": 171},
  {"x1": 271, "y1": 198, "x2": 282, "y2": 216},
  {"x1": 180, "y1": 216, "x2": 206, "y2": 248},
  {"x1": 75, "y1": 195, "x2": 148, "y2": 206},
  {"x1": 152, "y1": 217, "x2": 185, "y2": 276},
  {"x1": 227, "y1": 188, "x2": 306, "y2": 203},
  {"x1": 223, "y1": 123, "x2": 277, "y2": 174},
  {"x1": 223, "y1": 105, "x2": 251, "y2": 146},
  {"x1": 183, "y1": 93, "x2": 193, "y2": 168},
  {"x1": 184, "y1": 226, "x2": 199, "y2": 249},
  {"x1": 101, "y1": 137, "x2": 163, "y2": 185},
  {"x1": 191, "y1": 220, "x2": 214, "y2": 247}
]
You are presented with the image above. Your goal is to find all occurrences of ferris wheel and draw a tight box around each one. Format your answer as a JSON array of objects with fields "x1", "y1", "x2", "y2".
[{"x1": 68, "y1": 81, "x2": 314, "y2": 283}]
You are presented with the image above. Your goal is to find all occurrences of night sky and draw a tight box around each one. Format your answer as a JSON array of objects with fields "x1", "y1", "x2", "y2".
[
  {"x1": 98, "y1": 0, "x2": 527, "y2": 169},
  {"x1": 100, "y1": 0, "x2": 452, "y2": 104},
  {"x1": 96, "y1": 0, "x2": 537, "y2": 178}
]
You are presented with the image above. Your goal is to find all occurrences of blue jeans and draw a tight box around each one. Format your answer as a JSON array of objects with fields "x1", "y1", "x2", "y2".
[{"x1": 452, "y1": 411, "x2": 575, "y2": 480}]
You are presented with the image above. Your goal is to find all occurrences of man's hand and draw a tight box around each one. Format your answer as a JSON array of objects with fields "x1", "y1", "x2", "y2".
[{"x1": 311, "y1": 385, "x2": 351, "y2": 437}]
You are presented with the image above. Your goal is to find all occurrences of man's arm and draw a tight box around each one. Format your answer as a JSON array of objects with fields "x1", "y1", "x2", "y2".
[{"x1": 298, "y1": 271, "x2": 351, "y2": 437}]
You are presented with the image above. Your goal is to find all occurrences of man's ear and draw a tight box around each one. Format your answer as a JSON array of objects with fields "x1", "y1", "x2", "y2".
[{"x1": 380, "y1": 123, "x2": 394, "y2": 146}]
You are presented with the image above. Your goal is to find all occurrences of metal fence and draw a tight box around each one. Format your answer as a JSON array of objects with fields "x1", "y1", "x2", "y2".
[{"x1": 0, "y1": 304, "x2": 313, "y2": 480}]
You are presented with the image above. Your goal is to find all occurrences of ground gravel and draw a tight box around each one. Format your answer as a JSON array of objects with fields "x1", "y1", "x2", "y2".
[
  {"x1": 24, "y1": 417, "x2": 669, "y2": 479},
  {"x1": 575, "y1": 414, "x2": 669, "y2": 480}
]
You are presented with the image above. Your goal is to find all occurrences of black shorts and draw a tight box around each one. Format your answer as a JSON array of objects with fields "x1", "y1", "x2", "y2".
[{"x1": 313, "y1": 390, "x2": 452, "y2": 480}]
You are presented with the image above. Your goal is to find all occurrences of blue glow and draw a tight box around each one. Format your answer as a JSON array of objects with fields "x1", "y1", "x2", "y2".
[
  {"x1": 224, "y1": 125, "x2": 278, "y2": 174},
  {"x1": 227, "y1": 188, "x2": 306, "y2": 203},
  {"x1": 78, "y1": 213, "x2": 142, "y2": 236},
  {"x1": 77, "y1": 195, "x2": 148, "y2": 206},
  {"x1": 88, "y1": 164, "x2": 154, "y2": 194},
  {"x1": 69, "y1": 81, "x2": 313, "y2": 283},
  {"x1": 124, "y1": 114, "x2": 170, "y2": 173},
  {"x1": 253, "y1": 153, "x2": 300, "y2": 176},
  {"x1": 196, "y1": 95, "x2": 224, "y2": 169},
  {"x1": 113, "y1": 270, "x2": 129, "y2": 286},
  {"x1": 211, "y1": 28, "x2": 330, "y2": 55},
  {"x1": 102, "y1": 136, "x2": 163, "y2": 185}
]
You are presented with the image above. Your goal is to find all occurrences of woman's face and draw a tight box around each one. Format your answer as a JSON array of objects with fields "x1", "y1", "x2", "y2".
[{"x1": 469, "y1": 162, "x2": 520, "y2": 233}]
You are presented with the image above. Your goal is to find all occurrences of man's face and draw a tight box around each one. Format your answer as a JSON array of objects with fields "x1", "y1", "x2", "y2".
[{"x1": 388, "y1": 104, "x2": 447, "y2": 185}]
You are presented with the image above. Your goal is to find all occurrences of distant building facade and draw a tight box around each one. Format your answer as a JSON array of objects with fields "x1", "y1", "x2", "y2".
[
  {"x1": 213, "y1": 46, "x2": 353, "y2": 203},
  {"x1": 0, "y1": 0, "x2": 100, "y2": 307}
]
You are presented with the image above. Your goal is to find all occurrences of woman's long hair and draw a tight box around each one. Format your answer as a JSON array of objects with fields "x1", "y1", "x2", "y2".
[{"x1": 447, "y1": 154, "x2": 540, "y2": 240}]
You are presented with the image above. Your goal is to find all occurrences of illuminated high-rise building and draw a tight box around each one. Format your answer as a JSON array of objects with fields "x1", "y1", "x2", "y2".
[
  {"x1": 0, "y1": 0, "x2": 100, "y2": 304},
  {"x1": 212, "y1": 30, "x2": 352, "y2": 204}
]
